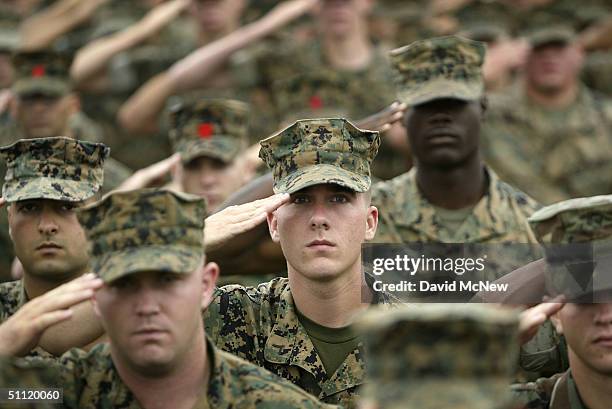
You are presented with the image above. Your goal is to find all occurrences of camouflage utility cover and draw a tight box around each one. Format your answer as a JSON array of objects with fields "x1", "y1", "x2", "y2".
[
  {"x1": 12, "y1": 51, "x2": 72, "y2": 97},
  {"x1": 528, "y1": 26, "x2": 575, "y2": 48},
  {"x1": 529, "y1": 195, "x2": 612, "y2": 300},
  {"x1": 390, "y1": 35, "x2": 486, "y2": 106},
  {"x1": 16, "y1": 339, "x2": 335, "y2": 409},
  {"x1": 0, "y1": 137, "x2": 109, "y2": 203},
  {"x1": 529, "y1": 195, "x2": 612, "y2": 244},
  {"x1": 358, "y1": 304, "x2": 520, "y2": 409},
  {"x1": 169, "y1": 98, "x2": 249, "y2": 164},
  {"x1": 259, "y1": 118, "x2": 380, "y2": 194},
  {"x1": 78, "y1": 189, "x2": 206, "y2": 283}
]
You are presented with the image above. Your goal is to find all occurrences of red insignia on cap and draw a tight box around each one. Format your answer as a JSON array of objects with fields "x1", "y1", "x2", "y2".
[
  {"x1": 31, "y1": 65, "x2": 46, "y2": 77},
  {"x1": 198, "y1": 123, "x2": 214, "y2": 139},
  {"x1": 309, "y1": 95, "x2": 323, "y2": 110}
]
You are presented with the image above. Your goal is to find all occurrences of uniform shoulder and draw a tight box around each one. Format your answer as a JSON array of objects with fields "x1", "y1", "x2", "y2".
[
  {"x1": 216, "y1": 348, "x2": 334, "y2": 408},
  {"x1": 511, "y1": 372, "x2": 564, "y2": 409},
  {"x1": 493, "y1": 173, "x2": 542, "y2": 215},
  {"x1": 371, "y1": 171, "x2": 414, "y2": 205}
]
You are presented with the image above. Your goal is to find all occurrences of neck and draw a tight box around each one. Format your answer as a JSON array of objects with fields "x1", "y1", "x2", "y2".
[
  {"x1": 525, "y1": 81, "x2": 579, "y2": 109},
  {"x1": 569, "y1": 350, "x2": 612, "y2": 409},
  {"x1": 23, "y1": 269, "x2": 84, "y2": 299},
  {"x1": 288, "y1": 260, "x2": 368, "y2": 328},
  {"x1": 416, "y1": 155, "x2": 486, "y2": 209},
  {"x1": 321, "y1": 24, "x2": 373, "y2": 71},
  {"x1": 113, "y1": 331, "x2": 209, "y2": 409}
]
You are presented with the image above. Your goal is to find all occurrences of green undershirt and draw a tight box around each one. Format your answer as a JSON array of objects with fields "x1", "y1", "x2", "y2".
[
  {"x1": 433, "y1": 205, "x2": 476, "y2": 234},
  {"x1": 296, "y1": 309, "x2": 360, "y2": 376}
]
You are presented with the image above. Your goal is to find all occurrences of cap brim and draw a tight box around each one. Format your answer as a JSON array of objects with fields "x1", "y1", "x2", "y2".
[
  {"x1": 13, "y1": 79, "x2": 70, "y2": 97},
  {"x1": 177, "y1": 138, "x2": 241, "y2": 164},
  {"x1": 92, "y1": 245, "x2": 203, "y2": 283},
  {"x1": 273, "y1": 164, "x2": 371, "y2": 194},
  {"x1": 2, "y1": 177, "x2": 99, "y2": 203},
  {"x1": 397, "y1": 77, "x2": 483, "y2": 106},
  {"x1": 364, "y1": 379, "x2": 512, "y2": 409}
]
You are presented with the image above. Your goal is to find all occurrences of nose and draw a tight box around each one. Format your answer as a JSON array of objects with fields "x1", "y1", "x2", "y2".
[
  {"x1": 134, "y1": 286, "x2": 161, "y2": 317},
  {"x1": 594, "y1": 303, "x2": 612, "y2": 325},
  {"x1": 37, "y1": 209, "x2": 59, "y2": 236},
  {"x1": 309, "y1": 202, "x2": 330, "y2": 231}
]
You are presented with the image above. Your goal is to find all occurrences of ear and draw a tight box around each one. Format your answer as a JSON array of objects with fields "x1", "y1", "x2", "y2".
[
  {"x1": 267, "y1": 211, "x2": 280, "y2": 243},
  {"x1": 550, "y1": 311, "x2": 563, "y2": 335},
  {"x1": 201, "y1": 261, "x2": 219, "y2": 310},
  {"x1": 365, "y1": 205, "x2": 378, "y2": 241}
]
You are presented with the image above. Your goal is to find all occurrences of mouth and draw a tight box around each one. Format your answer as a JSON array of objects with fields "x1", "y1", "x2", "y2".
[
  {"x1": 425, "y1": 128, "x2": 459, "y2": 144},
  {"x1": 133, "y1": 328, "x2": 168, "y2": 338},
  {"x1": 36, "y1": 242, "x2": 63, "y2": 251},
  {"x1": 592, "y1": 335, "x2": 612, "y2": 347},
  {"x1": 307, "y1": 239, "x2": 336, "y2": 249}
]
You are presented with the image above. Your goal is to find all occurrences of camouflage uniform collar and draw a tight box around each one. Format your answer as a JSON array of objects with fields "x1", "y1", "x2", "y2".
[
  {"x1": 384, "y1": 167, "x2": 509, "y2": 242},
  {"x1": 203, "y1": 336, "x2": 236, "y2": 408},
  {"x1": 17, "y1": 280, "x2": 28, "y2": 309},
  {"x1": 263, "y1": 279, "x2": 366, "y2": 398}
]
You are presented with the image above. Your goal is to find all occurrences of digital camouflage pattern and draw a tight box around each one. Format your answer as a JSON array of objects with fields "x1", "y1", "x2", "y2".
[
  {"x1": 0, "y1": 137, "x2": 109, "y2": 203},
  {"x1": 77, "y1": 189, "x2": 205, "y2": 283},
  {"x1": 0, "y1": 357, "x2": 59, "y2": 409},
  {"x1": 481, "y1": 85, "x2": 612, "y2": 205},
  {"x1": 169, "y1": 98, "x2": 249, "y2": 164},
  {"x1": 372, "y1": 167, "x2": 539, "y2": 245},
  {"x1": 204, "y1": 277, "x2": 388, "y2": 408},
  {"x1": 358, "y1": 304, "x2": 520, "y2": 409},
  {"x1": 11, "y1": 51, "x2": 72, "y2": 97},
  {"x1": 16, "y1": 339, "x2": 335, "y2": 409},
  {"x1": 512, "y1": 371, "x2": 584, "y2": 409},
  {"x1": 529, "y1": 195, "x2": 612, "y2": 244},
  {"x1": 528, "y1": 195, "x2": 612, "y2": 300},
  {"x1": 390, "y1": 36, "x2": 486, "y2": 106},
  {"x1": 259, "y1": 118, "x2": 380, "y2": 194}
]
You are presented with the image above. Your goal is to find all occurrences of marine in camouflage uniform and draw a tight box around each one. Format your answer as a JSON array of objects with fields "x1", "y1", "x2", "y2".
[
  {"x1": 0, "y1": 357, "x2": 59, "y2": 409},
  {"x1": 0, "y1": 50, "x2": 132, "y2": 192},
  {"x1": 4, "y1": 188, "x2": 333, "y2": 409},
  {"x1": 0, "y1": 137, "x2": 109, "y2": 359},
  {"x1": 374, "y1": 37, "x2": 539, "y2": 247},
  {"x1": 169, "y1": 98, "x2": 276, "y2": 286},
  {"x1": 373, "y1": 36, "x2": 559, "y2": 379},
  {"x1": 358, "y1": 303, "x2": 522, "y2": 409},
  {"x1": 512, "y1": 195, "x2": 612, "y2": 409},
  {"x1": 203, "y1": 118, "x2": 387, "y2": 408},
  {"x1": 481, "y1": 28, "x2": 612, "y2": 205}
]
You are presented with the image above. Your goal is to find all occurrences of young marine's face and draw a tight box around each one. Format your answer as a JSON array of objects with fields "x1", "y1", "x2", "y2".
[
  {"x1": 553, "y1": 301, "x2": 612, "y2": 375},
  {"x1": 526, "y1": 43, "x2": 583, "y2": 94},
  {"x1": 94, "y1": 266, "x2": 217, "y2": 376},
  {"x1": 8, "y1": 199, "x2": 89, "y2": 280},
  {"x1": 178, "y1": 155, "x2": 245, "y2": 212},
  {"x1": 13, "y1": 93, "x2": 75, "y2": 138},
  {"x1": 269, "y1": 184, "x2": 377, "y2": 282},
  {"x1": 405, "y1": 98, "x2": 482, "y2": 168},
  {"x1": 314, "y1": 0, "x2": 373, "y2": 37}
]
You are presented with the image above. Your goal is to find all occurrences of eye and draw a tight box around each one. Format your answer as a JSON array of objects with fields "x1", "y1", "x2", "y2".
[
  {"x1": 159, "y1": 273, "x2": 180, "y2": 284},
  {"x1": 111, "y1": 276, "x2": 135, "y2": 289},
  {"x1": 330, "y1": 194, "x2": 349, "y2": 203},
  {"x1": 59, "y1": 203, "x2": 77, "y2": 213},
  {"x1": 291, "y1": 195, "x2": 310, "y2": 204},
  {"x1": 17, "y1": 202, "x2": 39, "y2": 213}
]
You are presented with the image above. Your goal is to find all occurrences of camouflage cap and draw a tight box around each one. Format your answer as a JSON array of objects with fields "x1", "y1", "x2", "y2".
[
  {"x1": 390, "y1": 36, "x2": 486, "y2": 106},
  {"x1": 78, "y1": 188, "x2": 206, "y2": 283},
  {"x1": 528, "y1": 26, "x2": 575, "y2": 49},
  {"x1": 259, "y1": 118, "x2": 380, "y2": 194},
  {"x1": 529, "y1": 195, "x2": 612, "y2": 300},
  {"x1": 169, "y1": 98, "x2": 249, "y2": 164},
  {"x1": 0, "y1": 137, "x2": 109, "y2": 203},
  {"x1": 273, "y1": 70, "x2": 349, "y2": 125},
  {"x1": 11, "y1": 51, "x2": 72, "y2": 97},
  {"x1": 358, "y1": 304, "x2": 519, "y2": 409}
]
